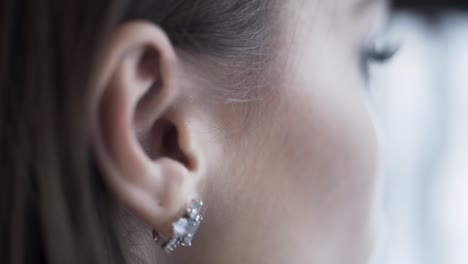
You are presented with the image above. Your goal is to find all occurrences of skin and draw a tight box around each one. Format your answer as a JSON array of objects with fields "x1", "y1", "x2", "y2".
[{"x1": 93, "y1": 0, "x2": 388, "y2": 264}]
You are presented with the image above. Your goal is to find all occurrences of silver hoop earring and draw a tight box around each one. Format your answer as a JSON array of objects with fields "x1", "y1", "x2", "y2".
[{"x1": 153, "y1": 199, "x2": 204, "y2": 253}]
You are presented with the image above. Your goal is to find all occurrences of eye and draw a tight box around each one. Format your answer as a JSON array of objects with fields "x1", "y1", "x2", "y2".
[
  {"x1": 360, "y1": 39, "x2": 399, "y2": 79},
  {"x1": 365, "y1": 41, "x2": 399, "y2": 63}
]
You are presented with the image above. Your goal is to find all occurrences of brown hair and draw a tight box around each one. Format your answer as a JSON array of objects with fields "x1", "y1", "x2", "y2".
[{"x1": 0, "y1": 0, "x2": 275, "y2": 263}]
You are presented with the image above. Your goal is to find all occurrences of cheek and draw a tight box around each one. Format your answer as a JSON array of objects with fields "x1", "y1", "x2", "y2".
[
  {"x1": 259, "y1": 72, "x2": 380, "y2": 257},
  {"x1": 276, "y1": 85, "x2": 379, "y2": 206},
  {"x1": 272, "y1": 26, "x2": 380, "y2": 216}
]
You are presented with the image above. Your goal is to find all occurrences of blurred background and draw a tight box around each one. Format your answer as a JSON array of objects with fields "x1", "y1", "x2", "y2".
[{"x1": 371, "y1": 1, "x2": 468, "y2": 264}]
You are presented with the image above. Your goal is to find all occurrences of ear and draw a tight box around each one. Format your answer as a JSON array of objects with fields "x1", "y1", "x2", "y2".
[{"x1": 91, "y1": 22, "x2": 201, "y2": 235}]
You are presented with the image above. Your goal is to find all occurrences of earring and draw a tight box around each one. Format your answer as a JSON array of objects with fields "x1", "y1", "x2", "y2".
[{"x1": 153, "y1": 199, "x2": 204, "y2": 253}]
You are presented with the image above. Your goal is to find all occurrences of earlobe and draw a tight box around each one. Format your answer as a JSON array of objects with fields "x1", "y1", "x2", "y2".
[{"x1": 91, "y1": 21, "x2": 201, "y2": 237}]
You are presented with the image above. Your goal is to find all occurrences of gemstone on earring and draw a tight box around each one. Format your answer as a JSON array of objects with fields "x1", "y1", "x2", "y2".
[
  {"x1": 186, "y1": 199, "x2": 203, "y2": 219},
  {"x1": 153, "y1": 198, "x2": 204, "y2": 253},
  {"x1": 172, "y1": 217, "x2": 200, "y2": 246},
  {"x1": 173, "y1": 199, "x2": 203, "y2": 247}
]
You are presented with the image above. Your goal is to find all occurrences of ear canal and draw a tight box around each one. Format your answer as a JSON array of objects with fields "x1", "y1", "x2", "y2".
[
  {"x1": 160, "y1": 121, "x2": 191, "y2": 168},
  {"x1": 138, "y1": 118, "x2": 190, "y2": 169}
]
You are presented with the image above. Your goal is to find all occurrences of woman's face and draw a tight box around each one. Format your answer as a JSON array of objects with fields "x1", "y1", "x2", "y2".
[
  {"x1": 174, "y1": 1, "x2": 387, "y2": 264},
  {"x1": 105, "y1": 0, "x2": 389, "y2": 263}
]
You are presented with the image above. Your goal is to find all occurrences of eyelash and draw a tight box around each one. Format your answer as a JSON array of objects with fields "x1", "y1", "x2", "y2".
[{"x1": 361, "y1": 41, "x2": 399, "y2": 78}]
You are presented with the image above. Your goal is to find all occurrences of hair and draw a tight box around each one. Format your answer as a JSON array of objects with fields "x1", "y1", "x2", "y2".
[{"x1": 0, "y1": 0, "x2": 276, "y2": 263}]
